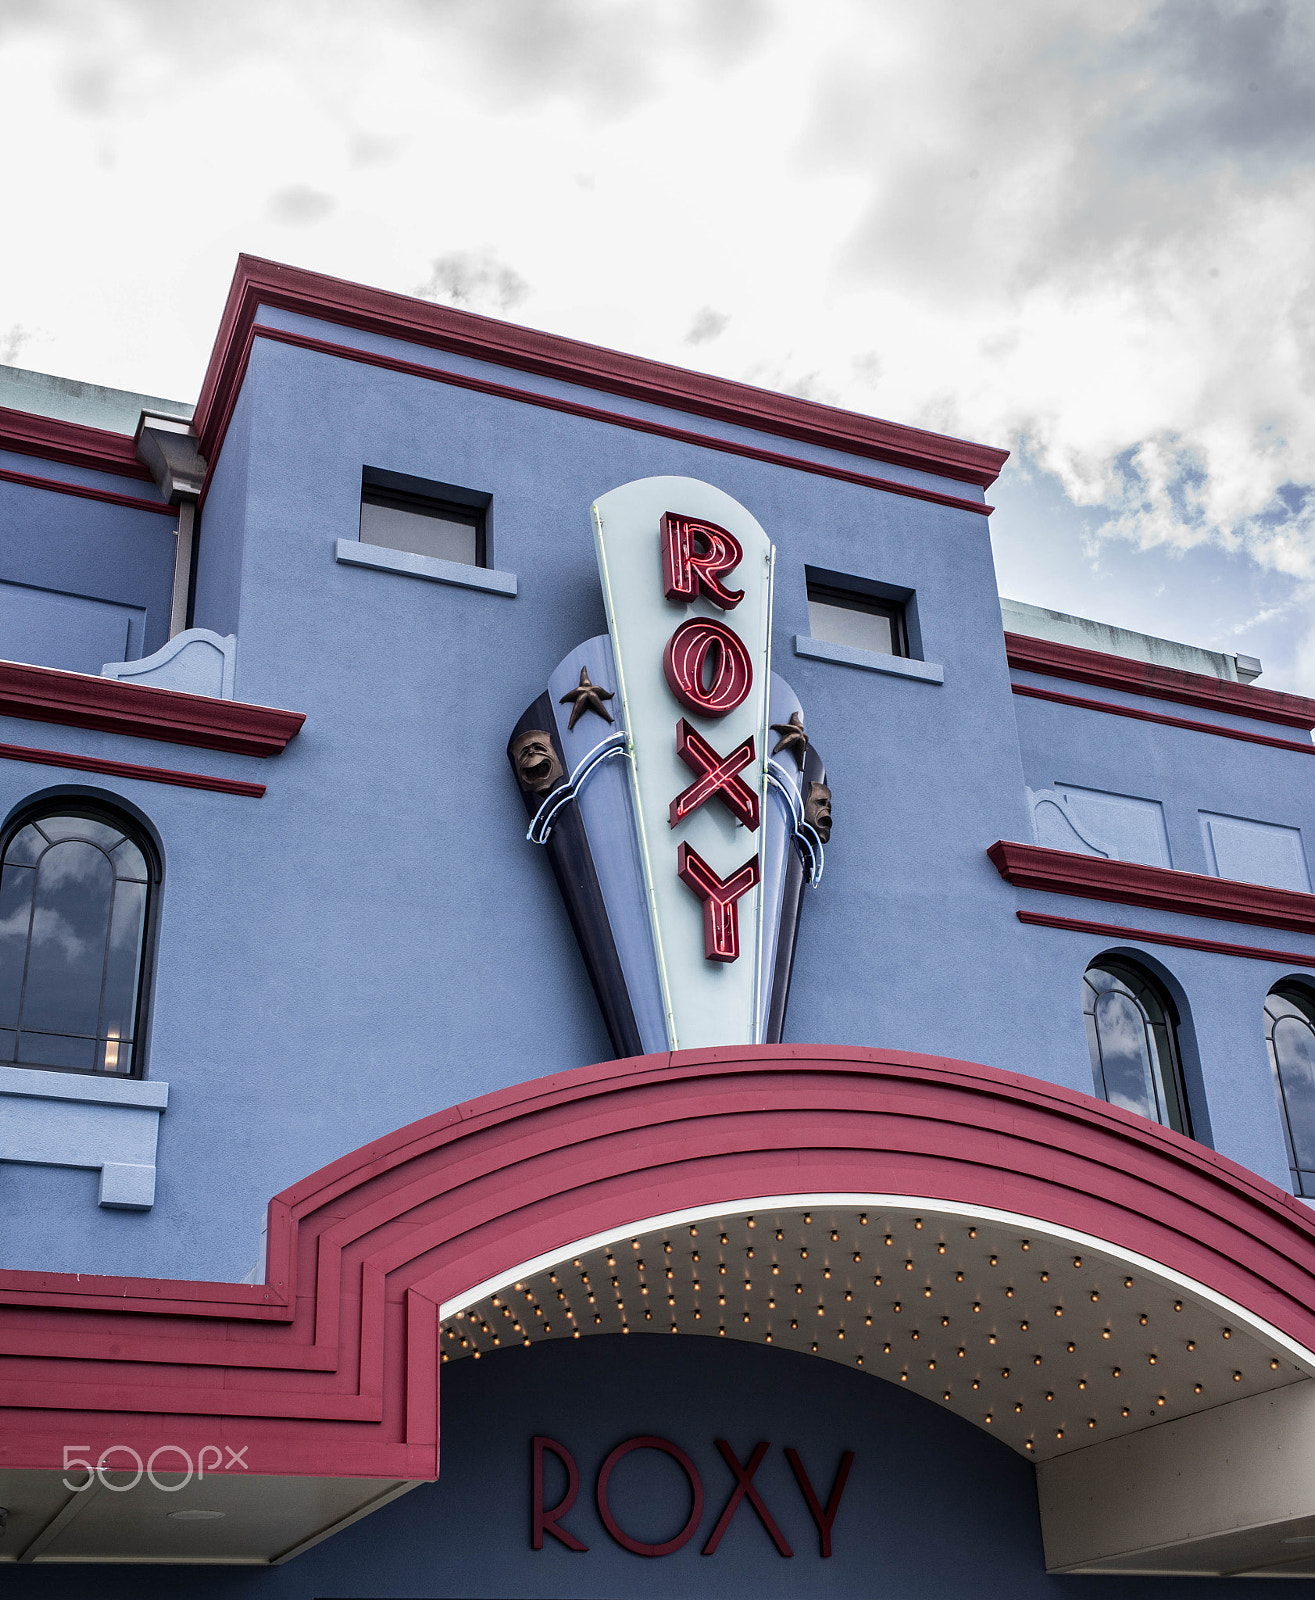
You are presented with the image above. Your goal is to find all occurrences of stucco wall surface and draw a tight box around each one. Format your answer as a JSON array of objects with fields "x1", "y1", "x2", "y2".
[{"x1": 0, "y1": 319, "x2": 1309, "y2": 1283}]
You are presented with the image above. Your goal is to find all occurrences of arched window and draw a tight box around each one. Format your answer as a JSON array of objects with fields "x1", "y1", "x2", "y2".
[
  {"x1": 0, "y1": 804, "x2": 157, "y2": 1077},
  {"x1": 1265, "y1": 983, "x2": 1315, "y2": 1197},
  {"x1": 1083, "y1": 958, "x2": 1191, "y2": 1136}
]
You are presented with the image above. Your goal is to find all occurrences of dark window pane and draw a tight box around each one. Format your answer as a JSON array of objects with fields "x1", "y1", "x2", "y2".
[
  {"x1": 100, "y1": 879, "x2": 146, "y2": 1049},
  {"x1": 110, "y1": 840, "x2": 148, "y2": 881},
  {"x1": 1093, "y1": 989, "x2": 1156, "y2": 1120},
  {"x1": 5, "y1": 825, "x2": 45, "y2": 867},
  {"x1": 360, "y1": 499, "x2": 479, "y2": 565},
  {"x1": 1273, "y1": 1007, "x2": 1315, "y2": 1169},
  {"x1": 807, "y1": 596, "x2": 897, "y2": 655},
  {"x1": 0, "y1": 863, "x2": 35, "y2": 1028},
  {"x1": 17, "y1": 1029, "x2": 96, "y2": 1071},
  {"x1": 36, "y1": 816, "x2": 124, "y2": 849},
  {"x1": 1086, "y1": 960, "x2": 1191, "y2": 1137},
  {"x1": 0, "y1": 808, "x2": 155, "y2": 1079},
  {"x1": 20, "y1": 841, "x2": 113, "y2": 1038}
]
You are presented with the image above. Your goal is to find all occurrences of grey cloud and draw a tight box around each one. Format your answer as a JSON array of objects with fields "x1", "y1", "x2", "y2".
[
  {"x1": 349, "y1": 130, "x2": 400, "y2": 166},
  {"x1": 803, "y1": 0, "x2": 1315, "y2": 311},
  {"x1": 1120, "y1": 0, "x2": 1315, "y2": 165},
  {"x1": 432, "y1": 0, "x2": 778, "y2": 116},
  {"x1": 414, "y1": 251, "x2": 529, "y2": 313},
  {"x1": 685, "y1": 308, "x2": 730, "y2": 345},
  {"x1": 267, "y1": 185, "x2": 337, "y2": 224},
  {"x1": 0, "y1": 324, "x2": 32, "y2": 365}
]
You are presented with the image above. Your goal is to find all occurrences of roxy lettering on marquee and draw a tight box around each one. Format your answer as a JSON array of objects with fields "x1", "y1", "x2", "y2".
[{"x1": 531, "y1": 1433, "x2": 855, "y2": 1558}]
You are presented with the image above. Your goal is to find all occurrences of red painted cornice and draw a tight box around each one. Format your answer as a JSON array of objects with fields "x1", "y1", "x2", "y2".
[
  {"x1": 194, "y1": 255, "x2": 1009, "y2": 489},
  {"x1": 0, "y1": 463, "x2": 176, "y2": 515},
  {"x1": 1011, "y1": 682, "x2": 1315, "y2": 755},
  {"x1": 0, "y1": 1045, "x2": 1312, "y2": 1479},
  {"x1": 0, "y1": 659, "x2": 304, "y2": 758},
  {"x1": 1016, "y1": 909, "x2": 1315, "y2": 968},
  {"x1": 1005, "y1": 631, "x2": 1315, "y2": 731},
  {"x1": 990, "y1": 839, "x2": 1315, "y2": 936},
  {"x1": 0, "y1": 403, "x2": 153, "y2": 481}
]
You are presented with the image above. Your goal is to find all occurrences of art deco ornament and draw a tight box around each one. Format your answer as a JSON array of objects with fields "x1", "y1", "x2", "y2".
[
  {"x1": 559, "y1": 667, "x2": 615, "y2": 731},
  {"x1": 510, "y1": 729, "x2": 565, "y2": 794},
  {"x1": 508, "y1": 478, "x2": 831, "y2": 1056}
]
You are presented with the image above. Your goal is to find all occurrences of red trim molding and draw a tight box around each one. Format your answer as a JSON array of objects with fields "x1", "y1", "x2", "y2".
[
  {"x1": 0, "y1": 464, "x2": 176, "y2": 517},
  {"x1": 1012, "y1": 681, "x2": 1315, "y2": 755},
  {"x1": 0, "y1": 1045, "x2": 1313, "y2": 1479},
  {"x1": 0, "y1": 739, "x2": 265, "y2": 798},
  {"x1": 0, "y1": 403, "x2": 154, "y2": 482},
  {"x1": 195, "y1": 256, "x2": 1009, "y2": 489},
  {"x1": 1017, "y1": 909, "x2": 1315, "y2": 969},
  {"x1": 0, "y1": 659, "x2": 305, "y2": 758},
  {"x1": 236, "y1": 325, "x2": 993, "y2": 520},
  {"x1": 1005, "y1": 632, "x2": 1315, "y2": 731},
  {"x1": 990, "y1": 839, "x2": 1315, "y2": 936}
]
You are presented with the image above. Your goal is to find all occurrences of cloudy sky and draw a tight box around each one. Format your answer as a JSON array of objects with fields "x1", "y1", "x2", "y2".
[{"x1": 2, "y1": 0, "x2": 1313, "y2": 686}]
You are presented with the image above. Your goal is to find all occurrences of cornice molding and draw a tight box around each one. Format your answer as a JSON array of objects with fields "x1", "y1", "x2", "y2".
[
  {"x1": 236, "y1": 325, "x2": 994, "y2": 520},
  {"x1": 0, "y1": 659, "x2": 305, "y2": 758},
  {"x1": 989, "y1": 840, "x2": 1315, "y2": 936},
  {"x1": 194, "y1": 255, "x2": 1010, "y2": 489},
  {"x1": 0, "y1": 402, "x2": 153, "y2": 482},
  {"x1": 1016, "y1": 909, "x2": 1315, "y2": 969},
  {"x1": 0, "y1": 737, "x2": 265, "y2": 798},
  {"x1": 0, "y1": 463, "x2": 176, "y2": 516},
  {"x1": 1011, "y1": 681, "x2": 1315, "y2": 756},
  {"x1": 1005, "y1": 632, "x2": 1315, "y2": 731}
]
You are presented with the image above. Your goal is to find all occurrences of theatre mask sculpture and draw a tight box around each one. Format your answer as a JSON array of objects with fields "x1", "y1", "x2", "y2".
[
  {"x1": 805, "y1": 782, "x2": 833, "y2": 845},
  {"x1": 507, "y1": 477, "x2": 832, "y2": 1058},
  {"x1": 510, "y1": 729, "x2": 564, "y2": 795}
]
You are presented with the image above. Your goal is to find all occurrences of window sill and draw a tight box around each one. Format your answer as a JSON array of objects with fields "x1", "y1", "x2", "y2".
[
  {"x1": 335, "y1": 538, "x2": 517, "y2": 597},
  {"x1": 0, "y1": 1066, "x2": 167, "y2": 1208},
  {"x1": 793, "y1": 634, "x2": 944, "y2": 684}
]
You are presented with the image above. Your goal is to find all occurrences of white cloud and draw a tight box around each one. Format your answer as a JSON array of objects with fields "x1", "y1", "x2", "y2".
[{"x1": 1, "y1": 0, "x2": 1313, "y2": 670}]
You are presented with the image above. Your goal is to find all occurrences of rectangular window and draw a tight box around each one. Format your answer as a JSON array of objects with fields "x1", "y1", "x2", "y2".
[
  {"x1": 359, "y1": 468, "x2": 490, "y2": 568},
  {"x1": 806, "y1": 577, "x2": 908, "y2": 658}
]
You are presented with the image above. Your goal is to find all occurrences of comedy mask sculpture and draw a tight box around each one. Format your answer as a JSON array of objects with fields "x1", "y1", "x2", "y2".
[{"x1": 511, "y1": 730, "x2": 564, "y2": 795}]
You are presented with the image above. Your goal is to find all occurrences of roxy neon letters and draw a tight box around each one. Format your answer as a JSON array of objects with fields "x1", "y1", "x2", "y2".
[
  {"x1": 669, "y1": 719, "x2": 760, "y2": 831},
  {"x1": 663, "y1": 616, "x2": 754, "y2": 719},
  {"x1": 660, "y1": 510, "x2": 760, "y2": 965},
  {"x1": 677, "y1": 843, "x2": 762, "y2": 963},
  {"x1": 660, "y1": 512, "x2": 746, "y2": 610}
]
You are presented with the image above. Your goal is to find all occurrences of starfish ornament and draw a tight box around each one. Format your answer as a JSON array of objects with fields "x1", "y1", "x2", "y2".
[
  {"x1": 559, "y1": 666, "x2": 615, "y2": 731},
  {"x1": 770, "y1": 711, "x2": 810, "y2": 765}
]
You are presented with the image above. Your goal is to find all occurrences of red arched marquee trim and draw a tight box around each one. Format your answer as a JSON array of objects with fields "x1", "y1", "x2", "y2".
[{"x1": 1, "y1": 1045, "x2": 1314, "y2": 1479}]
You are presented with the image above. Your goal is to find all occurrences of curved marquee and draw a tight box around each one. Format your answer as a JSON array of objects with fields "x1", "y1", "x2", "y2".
[{"x1": 2, "y1": 1045, "x2": 1314, "y2": 1489}]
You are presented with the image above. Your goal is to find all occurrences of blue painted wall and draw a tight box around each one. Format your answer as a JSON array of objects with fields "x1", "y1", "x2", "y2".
[
  {"x1": 1, "y1": 304, "x2": 1314, "y2": 1289},
  {"x1": 0, "y1": 467, "x2": 175, "y2": 668}
]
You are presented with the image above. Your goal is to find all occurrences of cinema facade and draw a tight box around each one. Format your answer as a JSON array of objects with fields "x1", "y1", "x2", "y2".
[{"x1": 4, "y1": 261, "x2": 1315, "y2": 1597}]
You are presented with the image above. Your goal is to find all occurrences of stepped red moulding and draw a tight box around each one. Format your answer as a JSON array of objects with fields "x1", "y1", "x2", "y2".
[
  {"x1": 989, "y1": 840, "x2": 1315, "y2": 936},
  {"x1": 195, "y1": 257, "x2": 1010, "y2": 489},
  {"x1": 0, "y1": 658, "x2": 305, "y2": 758},
  {"x1": 2, "y1": 1045, "x2": 1315, "y2": 1482},
  {"x1": 0, "y1": 403, "x2": 156, "y2": 482},
  {"x1": 1005, "y1": 632, "x2": 1315, "y2": 731}
]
